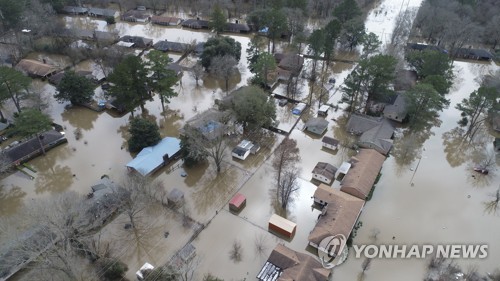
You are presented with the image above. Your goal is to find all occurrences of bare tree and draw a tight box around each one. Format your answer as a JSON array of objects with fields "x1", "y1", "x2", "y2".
[
  {"x1": 181, "y1": 113, "x2": 230, "y2": 173},
  {"x1": 229, "y1": 240, "x2": 243, "y2": 262},
  {"x1": 276, "y1": 166, "x2": 301, "y2": 210},
  {"x1": 254, "y1": 234, "x2": 268, "y2": 257},
  {"x1": 209, "y1": 55, "x2": 238, "y2": 93},
  {"x1": 191, "y1": 62, "x2": 205, "y2": 87},
  {"x1": 483, "y1": 188, "x2": 500, "y2": 215},
  {"x1": 272, "y1": 138, "x2": 300, "y2": 193}
]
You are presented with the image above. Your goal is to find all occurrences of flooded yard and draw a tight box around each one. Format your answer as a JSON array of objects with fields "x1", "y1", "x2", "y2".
[{"x1": 1, "y1": 0, "x2": 500, "y2": 279}]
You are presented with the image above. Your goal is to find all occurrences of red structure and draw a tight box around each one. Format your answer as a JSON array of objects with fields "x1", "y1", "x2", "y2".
[{"x1": 229, "y1": 193, "x2": 246, "y2": 212}]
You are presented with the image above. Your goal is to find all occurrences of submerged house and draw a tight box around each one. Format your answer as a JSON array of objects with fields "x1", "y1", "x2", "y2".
[
  {"x1": 454, "y1": 48, "x2": 494, "y2": 61},
  {"x1": 153, "y1": 40, "x2": 188, "y2": 53},
  {"x1": 126, "y1": 137, "x2": 181, "y2": 176},
  {"x1": 61, "y1": 6, "x2": 88, "y2": 15},
  {"x1": 312, "y1": 162, "x2": 337, "y2": 184},
  {"x1": 274, "y1": 53, "x2": 304, "y2": 76},
  {"x1": 88, "y1": 7, "x2": 119, "y2": 18},
  {"x1": 340, "y1": 149, "x2": 385, "y2": 200},
  {"x1": 225, "y1": 22, "x2": 250, "y2": 33},
  {"x1": 15, "y1": 59, "x2": 59, "y2": 78},
  {"x1": 151, "y1": 16, "x2": 182, "y2": 26},
  {"x1": 121, "y1": 10, "x2": 151, "y2": 22},
  {"x1": 309, "y1": 184, "x2": 365, "y2": 253},
  {"x1": 346, "y1": 114, "x2": 395, "y2": 155},
  {"x1": 118, "y1": 36, "x2": 153, "y2": 48},
  {"x1": 257, "y1": 244, "x2": 330, "y2": 281},
  {"x1": 322, "y1": 136, "x2": 339, "y2": 150},
  {"x1": 181, "y1": 19, "x2": 209, "y2": 29}
]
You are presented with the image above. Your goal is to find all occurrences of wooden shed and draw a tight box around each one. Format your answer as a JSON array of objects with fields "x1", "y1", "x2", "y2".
[
  {"x1": 268, "y1": 214, "x2": 296, "y2": 238},
  {"x1": 229, "y1": 193, "x2": 246, "y2": 212}
]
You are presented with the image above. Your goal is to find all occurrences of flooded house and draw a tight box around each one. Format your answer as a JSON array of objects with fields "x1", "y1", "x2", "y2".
[
  {"x1": 118, "y1": 36, "x2": 153, "y2": 49},
  {"x1": 274, "y1": 53, "x2": 304, "y2": 76},
  {"x1": 15, "y1": 59, "x2": 59, "y2": 79},
  {"x1": 308, "y1": 184, "x2": 365, "y2": 254},
  {"x1": 340, "y1": 149, "x2": 385, "y2": 200},
  {"x1": 454, "y1": 48, "x2": 494, "y2": 61},
  {"x1": 304, "y1": 118, "x2": 329, "y2": 135},
  {"x1": 88, "y1": 7, "x2": 119, "y2": 18},
  {"x1": 181, "y1": 18, "x2": 210, "y2": 29},
  {"x1": 257, "y1": 244, "x2": 330, "y2": 281},
  {"x1": 394, "y1": 69, "x2": 417, "y2": 91},
  {"x1": 321, "y1": 136, "x2": 339, "y2": 150},
  {"x1": 153, "y1": 40, "x2": 188, "y2": 53},
  {"x1": 121, "y1": 10, "x2": 151, "y2": 22},
  {"x1": 225, "y1": 22, "x2": 251, "y2": 33},
  {"x1": 311, "y1": 162, "x2": 337, "y2": 184},
  {"x1": 61, "y1": 6, "x2": 88, "y2": 15},
  {"x1": 406, "y1": 43, "x2": 446, "y2": 53},
  {"x1": 126, "y1": 137, "x2": 181, "y2": 176},
  {"x1": 346, "y1": 114, "x2": 395, "y2": 155},
  {"x1": 231, "y1": 139, "x2": 260, "y2": 160},
  {"x1": 151, "y1": 16, "x2": 182, "y2": 26},
  {"x1": 1, "y1": 129, "x2": 67, "y2": 170},
  {"x1": 383, "y1": 94, "x2": 408, "y2": 122},
  {"x1": 48, "y1": 70, "x2": 97, "y2": 85}
]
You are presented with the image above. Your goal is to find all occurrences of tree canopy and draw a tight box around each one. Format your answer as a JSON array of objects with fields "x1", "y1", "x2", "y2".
[
  {"x1": 250, "y1": 52, "x2": 276, "y2": 87},
  {"x1": 14, "y1": 109, "x2": 53, "y2": 138},
  {"x1": 107, "y1": 55, "x2": 150, "y2": 116},
  {"x1": 209, "y1": 55, "x2": 238, "y2": 93},
  {"x1": 341, "y1": 54, "x2": 397, "y2": 113},
  {"x1": 0, "y1": 66, "x2": 31, "y2": 113},
  {"x1": 200, "y1": 37, "x2": 242, "y2": 69},
  {"x1": 456, "y1": 86, "x2": 498, "y2": 136},
  {"x1": 332, "y1": 0, "x2": 362, "y2": 24},
  {"x1": 55, "y1": 71, "x2": 95, "y2": 105},
  {"x1": 406, "y1": 50, "x2": 453, "y2": 81},
  {"x1": 230, "y1": 86, "x2": 276, "y2": 132},
  {"x1": 146, "y1": 50, "x2": 178, "y2": 112},
  {"x1": 403, "y1": 83, "x2": 449, "y2": 130},
  {"x1": 209, "y1": 4, "x2": 227, "y2": 34},
  {"x1": 128, "y1": 118, "x2": 161, "y2": 153}
]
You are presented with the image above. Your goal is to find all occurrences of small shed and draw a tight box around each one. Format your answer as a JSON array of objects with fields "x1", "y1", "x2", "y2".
[
  {"x1": 167, "y1": 188, "x2": 184, "y2": 207},
  {"x1": 229, "y1": 193, "x2": 246, "y2": 212},
  {"x1": 312, "y1": 162, "x2": 337, "y2": 184},
  {"x1": 268, "y1": 214, "x2": 296, "y2": 238},
  {"x1": 318, "y1": 105, "x2": 330, "y2": 116},
  {"x1": 232, "y1": 140, "x2": 258, "y2": 160},
  {"x1": 322, "y1": 136, "x2": 339, "y2": 150},
  {"x1": 292, "y1": 102, "x2": 306, "y2": 115}
]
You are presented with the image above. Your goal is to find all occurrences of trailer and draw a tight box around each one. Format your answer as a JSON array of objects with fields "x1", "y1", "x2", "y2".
[{"x1": 268, "y1": 214, "x2": 296, "y2": 238}]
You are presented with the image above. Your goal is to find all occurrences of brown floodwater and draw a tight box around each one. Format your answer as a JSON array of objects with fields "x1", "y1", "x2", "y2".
[{"x1": 2, "y1": 5, "x2": 500, "y2": 280}]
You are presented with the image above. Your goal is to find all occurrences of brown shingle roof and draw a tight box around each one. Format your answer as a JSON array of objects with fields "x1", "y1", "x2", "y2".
[
  {"x1": 340, "y1": 149, "x2": 385, "y2": 199},
  {"x1": 312, "y1": 162, "x2": 337, "y2": 181},
  {"x1": 15, "y1": 59, "x2": 59, "y2": 77},
  {"x1": 308, "y1": 185, "x2": 364, "y2": 246},
  {"x1": 260, "y1": 244, "x2": 330, "y2": 281},
  {"x1": 322, "y1": 136, "x2": 339, "y2": 146}
]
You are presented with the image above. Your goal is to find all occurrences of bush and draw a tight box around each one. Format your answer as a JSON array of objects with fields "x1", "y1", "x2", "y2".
[
  {"x1": 106, "y1": 16, "x2": 116, "y2": 25},
  {"x1": 128, "y1": 118, "x2": 161, "y2": 153},
  {"x1": 97, "y1": 258, "x2": 128, "y2": 280}
]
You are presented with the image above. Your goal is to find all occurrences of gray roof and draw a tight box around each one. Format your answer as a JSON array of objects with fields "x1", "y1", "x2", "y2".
[
  {"x1": 153, "y1": 40, "x2": 188, "y2": 53},
  {"x1": 312, "y1": 162, "x2": 337, "y2": 181},
  {"x1": 305, "y1": 118, "x2": 329, "y2": 135},
  {"x1": 167, "y1": 188, "x2": 184, "y2": 203},
  {"x1": 322, "y1": 136, "x2": 339, "y2": 146},
  {"x1": 347, "y1": 114, "x2": 395, "y2": 155},
  {"x1": 119, "y1": 35, "x2": 153, "y2": 48},
  {"x1": 62, "y1": 6, "x2": 88, "y2": 14},
  {"x1": 88, "y1": 7, "x2": 118, "y2": 17}
]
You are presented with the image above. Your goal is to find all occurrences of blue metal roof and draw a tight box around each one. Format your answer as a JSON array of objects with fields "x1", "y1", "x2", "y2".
[{"x1": 126, "y1": 137, "x2": 181, "y2": 176}]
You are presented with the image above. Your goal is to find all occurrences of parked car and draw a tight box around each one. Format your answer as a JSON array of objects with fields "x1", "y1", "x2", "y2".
[
  {"x1": 473, "y1": 167, "x2": 489, "y2": 175},
  {"x1": 278, "y1": 99, "x2": 288, "y2": 107}
]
